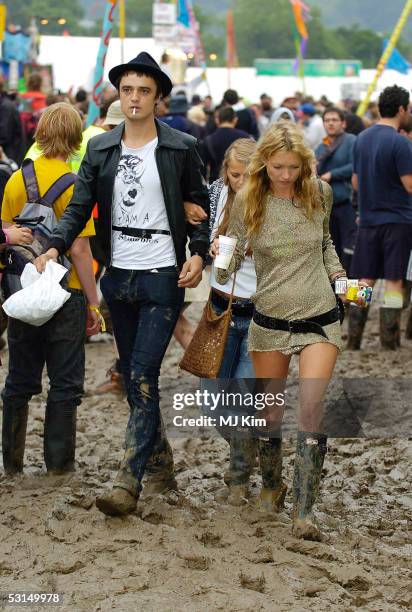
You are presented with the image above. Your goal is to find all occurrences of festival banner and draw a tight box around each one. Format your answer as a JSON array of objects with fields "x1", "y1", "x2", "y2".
[
  {"x1": 289, "y1": 0, "x2": 310, "y2": 80},
  {"x1": 87, "y1": 0, "x2": 118, "y2": 127}
]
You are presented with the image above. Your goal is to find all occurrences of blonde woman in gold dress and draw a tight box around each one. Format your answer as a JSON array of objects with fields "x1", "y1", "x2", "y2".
[{"x1": 216, "y1": 122, "x2": 347, "y2": 540}]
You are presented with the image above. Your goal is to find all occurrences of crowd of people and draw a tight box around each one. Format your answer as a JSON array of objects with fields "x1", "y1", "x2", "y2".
[{"x1": 1, "y1": 51, "x2": 412, "y2": 542}]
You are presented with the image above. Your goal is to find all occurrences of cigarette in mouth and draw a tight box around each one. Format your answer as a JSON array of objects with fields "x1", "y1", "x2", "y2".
[{"x1": 132, "y1": 108, "x2": 137, "y2": 115}]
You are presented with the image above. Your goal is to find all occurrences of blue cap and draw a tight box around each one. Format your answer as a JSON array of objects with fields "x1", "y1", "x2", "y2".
[{"x1": 300, "y1": 103, "x2": 316, "y2": 116}]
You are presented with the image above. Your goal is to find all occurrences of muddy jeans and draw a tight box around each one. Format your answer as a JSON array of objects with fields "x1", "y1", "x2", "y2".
[{"x1": 100, "y1": 266, "x2": 184, "y2": 497}]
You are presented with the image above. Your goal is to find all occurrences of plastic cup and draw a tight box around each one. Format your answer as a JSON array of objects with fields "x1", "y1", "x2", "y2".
[{"x1": 215, "y1": 235, "x2": 237, "y2": 270}]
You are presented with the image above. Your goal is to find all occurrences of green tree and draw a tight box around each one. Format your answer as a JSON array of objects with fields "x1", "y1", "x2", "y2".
[
  {"x1": 5, "y1": 0, "x2": 84, "y2": 35},
  {"x1": 193, "y1": 4, "x2": 226, "y2": 66}
]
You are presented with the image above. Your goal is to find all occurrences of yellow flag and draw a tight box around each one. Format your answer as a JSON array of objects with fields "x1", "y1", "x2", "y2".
[
  {"x1": 119, "y1": 0, "x2": 125, "y2": 39},
  {"x1": 0, "y1": 5, "x2": 7, "y2": 42}
]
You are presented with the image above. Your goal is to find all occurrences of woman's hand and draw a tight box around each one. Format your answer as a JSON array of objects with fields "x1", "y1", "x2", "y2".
[
  {"x1": 5, "y1": 225, "x2": 33, "y2": 245},
  {"x1": 184, "y1": 201, "x2": 208, "y2": 225},
  {"x1": 209, "y1": 238, "x2": 219, "y2": 259}
]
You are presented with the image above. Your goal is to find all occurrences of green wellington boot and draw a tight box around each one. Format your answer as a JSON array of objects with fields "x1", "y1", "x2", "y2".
[
  {"x1": 292, "y1": 432, "x2": 327, "y2": 541},
  {"x1": 347, "y1": 304, "x2": 369, "y2": 350},
  {"x1": 379, "y1": 307, "x2": 401, "y2": 350},
  {"x1": 258, "y1": 436, "x2": 287, "y2": 514}
]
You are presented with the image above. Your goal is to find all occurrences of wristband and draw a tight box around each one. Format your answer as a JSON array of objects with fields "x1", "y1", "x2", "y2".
[{"x1": 88, "y1": 305, "x2": 106, "y2": 332}]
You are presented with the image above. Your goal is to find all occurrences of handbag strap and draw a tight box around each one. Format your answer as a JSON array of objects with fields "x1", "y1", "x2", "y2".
[{"x1": 227, "y1": 271, "x2": 237, "y2": 308}]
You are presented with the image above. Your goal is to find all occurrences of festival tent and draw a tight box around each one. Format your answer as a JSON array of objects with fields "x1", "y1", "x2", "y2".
[{"x1": 37, "y1": 36, "x2": 412, "y2": 105}]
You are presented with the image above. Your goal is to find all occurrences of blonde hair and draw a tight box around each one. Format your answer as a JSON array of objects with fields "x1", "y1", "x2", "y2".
[
  {"x1": 243, "y1": 122, "x2": 321, "y2": 239},
  {"x1": 217, "y1": 138, "x2": 257, "y2": 237},
  {"x1": 35, "y1": 102, "x2": 83, "y2": 159}
]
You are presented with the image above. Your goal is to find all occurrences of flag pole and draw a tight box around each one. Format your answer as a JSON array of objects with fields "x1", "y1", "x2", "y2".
[
  {"x1": 357, "y1": 0, "x2": 412, "y2": 117},
  {"x1": 87, "y1": 0, "x2": 118, "y2": 127},
  {"x1": 119, "y1": 0, "x2": 125, "y2": 63}
]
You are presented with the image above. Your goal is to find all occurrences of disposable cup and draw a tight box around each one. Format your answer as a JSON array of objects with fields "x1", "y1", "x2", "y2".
[{"x1": 215, "y1": 235, "x2": 237, "y2": 270}]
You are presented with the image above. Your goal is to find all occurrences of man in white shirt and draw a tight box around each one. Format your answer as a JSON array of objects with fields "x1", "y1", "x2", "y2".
[
  {"x1": 38, "y1": 52, "x2": 210, "y2": 515},
  {"x1": 299, "y1": 103, "x2": 326, "y2": 150}
]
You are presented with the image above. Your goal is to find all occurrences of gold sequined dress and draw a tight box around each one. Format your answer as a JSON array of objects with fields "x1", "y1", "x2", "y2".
[{"x1": 215, "y1": 181, "x2": 345, "y2": 354}]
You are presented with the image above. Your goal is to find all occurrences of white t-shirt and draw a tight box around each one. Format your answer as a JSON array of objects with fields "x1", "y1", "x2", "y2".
[
  {"x1": 303, "y1": 115, "x2": 326, "y2": 151},
  {"x1": 210, "y1": 185, "x2": 257, "y2": 299},
  {"x1": 111, "y1": 138, "x2": 176, "y2": 269}
]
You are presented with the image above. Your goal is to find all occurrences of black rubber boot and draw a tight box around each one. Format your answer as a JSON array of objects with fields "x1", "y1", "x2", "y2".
[
  {"x1": 406, "y1": 307, "x2": 412, "y2": 340},
  {"x1": 347, "y1": 304, "x2": 369, "y2": 350},
  {"x1": 44, "y1": 402, "x2": 77, "y2": 473},
  {"x1": 2, "y1": 400, "x2": 29, "y2": 474},
  {"x1": 258, "y1": 435, "x2": 287, "y2": 513},
  {"x1": 379, "y1": 307, "x2": 401, "y2": 350},
  {"x1": 292, "y1": 432, "x2": 327, "y2": 541}
]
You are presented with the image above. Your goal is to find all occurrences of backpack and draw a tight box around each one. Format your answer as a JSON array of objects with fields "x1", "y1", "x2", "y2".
[{"x1": 3, "y1": 159, "x2": 76, "y2": 297}]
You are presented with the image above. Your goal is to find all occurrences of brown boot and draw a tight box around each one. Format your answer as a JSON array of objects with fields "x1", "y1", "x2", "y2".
[
  {"x1": 143, "y1": 474, "x2": 178, "y2": 495},
  {"x1": 379, "y1": 307, "x2": 401, "y2": 350},
  {"x1": 93, "y1": 360, "x2": 125, "y2": 395},
  {"x1": 96, "y1": 487, "x2": 137, "y2": 516},
  {"x1": 259, "y1": 483, "x2": 287, "y2": 513},
  {"x1": 347, "y1": 305, "x2": 369, "y2": 350},
  {"x1": 227, "y1": 483, "x2": 249, "y2": 506}
]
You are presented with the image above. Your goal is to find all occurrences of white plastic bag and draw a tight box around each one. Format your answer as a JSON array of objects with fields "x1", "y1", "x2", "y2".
[{"x1": 3, "y1": 261, "x2": 71, "y2": 326}]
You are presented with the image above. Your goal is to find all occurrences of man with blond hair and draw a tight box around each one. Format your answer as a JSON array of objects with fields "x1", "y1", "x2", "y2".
[{"x1": 2, "y1": 102, "x2": 100, "y2": 476}]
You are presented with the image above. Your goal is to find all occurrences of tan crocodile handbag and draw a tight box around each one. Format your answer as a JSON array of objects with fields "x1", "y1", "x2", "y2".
[{"x1": 179, "y1": 274, "x2": 237, "y2": 378}]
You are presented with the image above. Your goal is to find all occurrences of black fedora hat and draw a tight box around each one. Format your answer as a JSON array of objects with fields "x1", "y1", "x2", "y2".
[{"x1": 108, "y1": 51, "x2": 173, "y2": 97}]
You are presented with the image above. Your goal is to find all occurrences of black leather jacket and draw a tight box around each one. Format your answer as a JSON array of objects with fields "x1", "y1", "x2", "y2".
[{"x1": 48, "y1": 119, "x2": 210, "y2": 268}]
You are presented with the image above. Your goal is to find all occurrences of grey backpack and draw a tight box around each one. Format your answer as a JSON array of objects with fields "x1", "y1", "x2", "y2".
[{"x1": 3, "y1": 158, "x2": 76, "y2": 296}]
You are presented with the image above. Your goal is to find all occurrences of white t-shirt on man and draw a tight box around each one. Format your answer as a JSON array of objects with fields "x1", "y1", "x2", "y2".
[{"x1": 111, "y1": 138, "x2": 176, "y2": 269}]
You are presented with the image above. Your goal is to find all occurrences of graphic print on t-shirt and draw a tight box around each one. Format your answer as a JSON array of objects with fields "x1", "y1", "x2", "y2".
[
  {"x1": 112, "y1": 138, "x2": 176, "y2": 270},
  {"x1": 114, "y1": 154, "x2": 145, "y2": 226}
]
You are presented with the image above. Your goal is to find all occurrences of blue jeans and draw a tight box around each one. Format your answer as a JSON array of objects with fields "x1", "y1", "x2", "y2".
[
  {"x1": 100, "y1": 266, "x2": 184, "y2": 497},
  {"x1": 215, "y1": 304, "x2": 255, "y2": 378},
  {"x1": 210, "y1": 302, "x2": 257, "y2": 485}
]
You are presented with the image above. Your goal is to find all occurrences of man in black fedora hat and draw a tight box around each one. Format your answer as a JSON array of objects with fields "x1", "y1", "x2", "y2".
[{"x1": 36, "y1": 52, "x2": 210, "y2": 515}]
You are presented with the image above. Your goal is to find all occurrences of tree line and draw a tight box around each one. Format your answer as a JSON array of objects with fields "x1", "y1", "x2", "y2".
[{"x1": 6, "y1": 0, "x2": 412, "y2": 69}]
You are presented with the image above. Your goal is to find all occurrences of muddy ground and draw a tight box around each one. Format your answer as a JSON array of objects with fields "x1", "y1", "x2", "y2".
[{"x1": 0, "y1": 300, "x2": 411, "y2": 611}]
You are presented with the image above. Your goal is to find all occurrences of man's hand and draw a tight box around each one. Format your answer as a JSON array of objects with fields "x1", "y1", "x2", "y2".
[
  {"x1": 86, "y1": 304, "x2": 102, "y2": 336},
  {"x1": 184, "y1": 202, "x2": 208, "y2": 225},
  {"x1": 320, "y1": 172, "x2": 332, "y2": 183},
  {"x1": 34, "y1": 248, "x2": 59, "y2": 273},
  {"x1": 5, "y1": 225, "x2": 33, "y2": 245},
  {"x1": 178, "y1": 255, "x2": 203, "y2": 288}
]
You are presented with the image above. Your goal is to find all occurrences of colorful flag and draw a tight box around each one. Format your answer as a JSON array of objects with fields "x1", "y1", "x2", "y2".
[
  {"x1": 289, "y1": 0, "x2": 311, "y2": 78},
  {"x1": 383, "y1": 39, "x2": 411, "y2": 74},
  {"x1": 87, "y1": 0, "x2": 118, "y2": 128}
]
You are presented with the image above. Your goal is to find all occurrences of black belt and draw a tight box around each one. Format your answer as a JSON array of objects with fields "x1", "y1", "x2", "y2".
[
  {"x1": 211, "y1": 290, "x2": 254, "y2": 317},
  {"x1": 253, "y1": 307, "x2": 339, "y2": 339},
  {"x1": 112, "y1": 226, "x2": 170, "y2": 239}
]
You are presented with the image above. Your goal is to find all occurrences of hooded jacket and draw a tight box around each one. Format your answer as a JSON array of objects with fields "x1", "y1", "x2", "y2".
[{"x1": 48, "y1": 119, "x2": 210, "y2": 268}]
